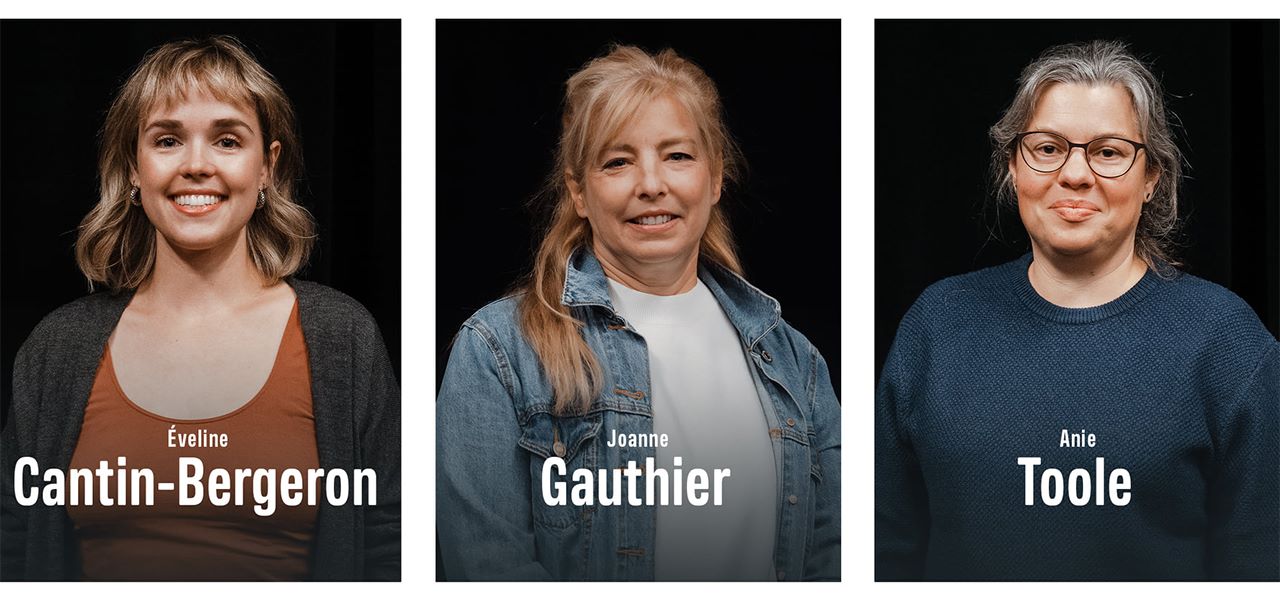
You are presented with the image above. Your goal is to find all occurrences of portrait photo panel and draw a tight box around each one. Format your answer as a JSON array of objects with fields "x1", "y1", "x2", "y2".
[
  {"x1": 436, "y1": 18, "x2": 841, "y2": 582},
  {"x1": 874, "y1": 19, "x2": 1279, "y2": 581},
  {"x1": 0, "y1": 19, "x2": 401, "y2": 581}
]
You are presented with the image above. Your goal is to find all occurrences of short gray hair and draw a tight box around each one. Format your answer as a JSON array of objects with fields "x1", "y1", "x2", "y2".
[{"x1": 989, "y1": 40, "x2": 1184, "y2": 268}]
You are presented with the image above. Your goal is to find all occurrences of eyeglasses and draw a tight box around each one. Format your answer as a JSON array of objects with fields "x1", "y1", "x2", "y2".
[{"x1": 1013, "y1": 131, "x2": 1147, "y2": 178}]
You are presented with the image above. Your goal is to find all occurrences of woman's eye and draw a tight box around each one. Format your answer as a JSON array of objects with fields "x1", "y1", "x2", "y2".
[
  {"x1": 1035, "y1": 145, "x2": 1060, "y2": 156},
  {"x1": 216, "y1": 137, "x2": 242, "y2": 149},
  {"x1": 1090, "y1": 145, "x2": 1128, "y2": 162},
  {"x1": 668, "y1": 152, "x2": 693, "y2": 161},
  {"x1": 155, "y1": 136, "x2": 180, "y2": 148},
  {"x1": 602, "y1": 158, "x2": 627, "y2": 169}
]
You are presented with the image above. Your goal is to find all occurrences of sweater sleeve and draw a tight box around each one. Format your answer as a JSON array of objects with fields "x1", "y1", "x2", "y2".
[
  {"x1": 356, "y1": 315, "x2": 401, "y2": 581},
  {"x1": 1, "y1": 323, "x2": 45, "y2": 581},
  {"x1": 1, "y1": 403, "x2": 27, "y2": 581},
  {"x1": 436, "y1": 324, "x2": 554, "y2": 581},
  {"x1": 875, "y1": 314, "x2": 931, "y2": 581},
  {"x1": 1206, "y1": 341, "x2": 1280, "y2": 581}
]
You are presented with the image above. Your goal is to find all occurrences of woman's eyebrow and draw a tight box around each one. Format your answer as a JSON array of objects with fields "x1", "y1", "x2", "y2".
[
  {"x1": 143, "y1": 119, "x2": 183, "y2": 132},
  {"x1": 212, "y1": 118, "x2": 255, "y2": 133},
  {"x1": 1027, "y1": 126, "x2": 1138, "y2": 140},
  {"x1": 603, "y1": 143, "x2": 637, "y2": 155},
  {"x1": 142, "y1": 118, "x2": 255, "y2": 134},
  {"x1": 656, "y1": 137, "x2": 695, "y2": 149},
  {"x1": 603, "y1": 137, "x2": 695, "y2": 154}
]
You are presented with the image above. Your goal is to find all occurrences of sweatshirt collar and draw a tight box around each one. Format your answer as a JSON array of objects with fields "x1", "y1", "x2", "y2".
[{"x1": 1012, "y1": 252, "x2": 1166, "y2": 324}]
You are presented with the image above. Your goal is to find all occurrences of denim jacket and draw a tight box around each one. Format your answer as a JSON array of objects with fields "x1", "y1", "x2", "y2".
[{"x1": 437, "y1": 249, "x2": 840, "y2": 581}]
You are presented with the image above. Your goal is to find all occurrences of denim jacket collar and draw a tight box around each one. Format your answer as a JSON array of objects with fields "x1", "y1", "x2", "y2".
[{"x1": 561, "y1": 247, "x2": 782, "y2": 350}]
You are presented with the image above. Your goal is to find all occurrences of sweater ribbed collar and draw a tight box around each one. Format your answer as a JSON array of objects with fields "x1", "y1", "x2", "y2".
[{"x1": 1012, "y1": 252, "x2": 1167, "y2": 324}]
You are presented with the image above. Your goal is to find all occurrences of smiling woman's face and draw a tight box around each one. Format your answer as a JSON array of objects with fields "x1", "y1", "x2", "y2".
[
  {"x1": 133, "y1": 88, "x2": 279, "y2": 255},
  {"x1": 569, "y1": 94, "x2": 720, "y2": 281},
  {"x1": 1011, "y1": 82, "x2": 1158, "y2": 261}
]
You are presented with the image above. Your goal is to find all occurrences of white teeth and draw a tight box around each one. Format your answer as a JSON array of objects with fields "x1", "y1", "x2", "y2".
[
  {"x1": 633, "y1": 215, "x2": 674, "y2": 225},
  {"x1": 173, "y1": 194, "x2": 220, "y2": 206}
]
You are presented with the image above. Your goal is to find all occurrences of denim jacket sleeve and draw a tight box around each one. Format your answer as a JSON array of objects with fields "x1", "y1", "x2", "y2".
[
  {"x1": 436, "y1": 320, "x2": 554, "y2": 581},
  {"x1": 805, "y1": 346, "x2": 842, "y2": 581}
]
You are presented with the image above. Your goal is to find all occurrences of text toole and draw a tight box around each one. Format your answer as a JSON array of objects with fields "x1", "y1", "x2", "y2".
[{"x1": 1018, "y1": 456, "x2": 1131, "y2": 506}]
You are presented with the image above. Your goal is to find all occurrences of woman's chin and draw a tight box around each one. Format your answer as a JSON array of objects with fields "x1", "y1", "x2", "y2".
[
  {"x1": 602, "y1": 240, "x2": 696, "y2": 266},
  {"x1": 157, "y1": 230, "x2": 245, "y2": 255},
  {"x1": 1028, "y1": 223, "x2": 1113, "y2": 256}
]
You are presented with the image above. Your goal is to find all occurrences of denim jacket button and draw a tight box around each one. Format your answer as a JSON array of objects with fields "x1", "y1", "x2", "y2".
[
  {"x1": 553, "y1": 441, "x2": 567, "y2": 457},
  {"x1": 788, "y1": 494, "x2": 799, "y2": 505},
  {"x1": 761, "y1": 349, "x2": 773, "y2": 363},
  {"x1": 786, "y1": 417, "x2": 796, "y2": 427}
]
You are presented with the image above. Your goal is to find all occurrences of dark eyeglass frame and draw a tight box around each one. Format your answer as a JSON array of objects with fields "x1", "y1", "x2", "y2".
[{"x1": 1013, "y1": 131, "x2": 1147, "y2": 178}]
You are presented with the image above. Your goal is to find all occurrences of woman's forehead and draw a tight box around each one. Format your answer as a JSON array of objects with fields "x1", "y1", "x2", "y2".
[
  {"x1": 1028, "y1": 82, "x2": 1142, "y2": 139},
  {"x1": 139, "y1": 98, "x2": 259, "y2": 137},
  {"x1": 593, "y1": 95, "x2": 705, "y2": 153},
  {"x1": 140, "y1": 77, "x2": 257, "y2": 125}
]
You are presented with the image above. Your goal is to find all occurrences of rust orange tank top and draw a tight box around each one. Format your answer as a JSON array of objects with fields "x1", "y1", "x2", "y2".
[{"x1": 67, "y1": 299, "x2": 319, "y2": 581}]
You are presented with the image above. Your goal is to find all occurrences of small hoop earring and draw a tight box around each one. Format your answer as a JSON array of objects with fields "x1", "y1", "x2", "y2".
[
  {"x1": 257, "y1": 188, "x2": 267, "y2": 209},
  {"x1": 129, "y1": 186, "x2": 141, "y2": 206}
]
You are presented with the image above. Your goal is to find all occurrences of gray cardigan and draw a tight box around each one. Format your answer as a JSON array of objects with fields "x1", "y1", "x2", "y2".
[{"x1": 0, "y1": 280, "x2": 400, "y2": 581}]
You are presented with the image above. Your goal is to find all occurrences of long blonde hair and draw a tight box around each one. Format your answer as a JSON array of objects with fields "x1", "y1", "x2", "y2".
[
  {"x1": 520, "y1": 45, "x2": 744, "y2": 415},
  {"x1": 76, "y1": 35, "x2": 315, "y2": 291}
]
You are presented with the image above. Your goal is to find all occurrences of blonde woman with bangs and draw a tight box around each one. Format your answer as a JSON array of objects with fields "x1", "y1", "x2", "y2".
[
  {"x1": 0, "y1": 36, "x2": 399, "y2": 581},
  {"x1": 437, "y1": 45, "x2": 840, "y2": 581}
]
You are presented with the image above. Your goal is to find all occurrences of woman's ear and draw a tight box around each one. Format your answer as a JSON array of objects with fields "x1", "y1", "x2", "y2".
[
  {"x1": 711, "y1": 166, "x2": 723, "y2": 205},
  {"x1": 1144, "y1": 169, "x2": 1160, "y2": 203},
  {"x1": 261, "y1": 140, "x2": 282, "y2": 186},
  {"x1": 567, "y1": 170, "x2": 587, "y2": 218}
]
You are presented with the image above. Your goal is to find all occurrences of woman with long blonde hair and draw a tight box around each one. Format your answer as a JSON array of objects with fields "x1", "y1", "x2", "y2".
[{"x1": 438, "y1": 44, "x2": 840, "y2": 581}]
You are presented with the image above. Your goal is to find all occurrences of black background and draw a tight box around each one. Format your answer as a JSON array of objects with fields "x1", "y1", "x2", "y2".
[
  {"x1": 436, "y1": 20, "x2": 842, "y2": 394},
  {"x1": 875, "y1": 20, "x2": 1280, "y2": 377},
  {"x1": 0, "y1": 20, "x2": 402, "y2": 427}
]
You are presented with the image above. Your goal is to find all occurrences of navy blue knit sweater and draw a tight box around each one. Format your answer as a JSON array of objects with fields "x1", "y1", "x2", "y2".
[{"x1": 876, "y1": 254, "x2": 1279, "y2": 581}]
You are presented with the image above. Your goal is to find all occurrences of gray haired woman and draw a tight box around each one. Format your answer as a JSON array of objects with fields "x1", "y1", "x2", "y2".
[{"x1": 876, "y1": 40, "x2": 1278, "y2": 580}]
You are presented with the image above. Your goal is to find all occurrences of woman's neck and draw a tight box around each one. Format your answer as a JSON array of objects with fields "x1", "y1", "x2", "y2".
[
  {"x1": 135, "y1": 231, "x2": 275, "y2": 314},
  {"x1": 593, "y1": 243, "x2": 699, "y2": 296},
  {"x1": 1027, "y1": 243, "x2": 1148, "y2": 308}
]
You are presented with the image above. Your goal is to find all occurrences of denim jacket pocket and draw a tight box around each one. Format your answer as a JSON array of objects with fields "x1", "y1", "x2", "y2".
[{"x1": 518, "y1": 409, "x2": 602, "y2": 530}]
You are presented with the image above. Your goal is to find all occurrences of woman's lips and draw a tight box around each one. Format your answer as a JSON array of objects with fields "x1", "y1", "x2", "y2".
[
  {"x1": 627, "y1": 214, "x2": 679, "y2": 232},
  {"x1": 169, "y1": 194, "x2": 225, "y2": 216},
  {"x1": 1051, "y1": 207, "x2": 1097, "y2": 222},
  {"x1": 1049, "y1": 201, "x2": 1100, "y2": 223}
]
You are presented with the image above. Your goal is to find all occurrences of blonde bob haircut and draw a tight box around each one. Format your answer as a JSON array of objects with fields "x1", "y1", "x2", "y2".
[
  {"x1": 519, "y1": 45, "x2": 744, "y2": 415},
  {"x1": 76, "y1": 35, "x2": 315, "y2": 291}
]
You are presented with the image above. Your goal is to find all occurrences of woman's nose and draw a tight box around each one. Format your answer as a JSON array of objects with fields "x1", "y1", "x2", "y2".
[
  {"x1": 1057, "y1": 147, "x2": 1094, "y2": 187},
  {"x1": 180, "y1": 144, "x2": 215, "y2": 178},
  {"x1": 635, "y1": 160, "x2": 667, "y2": 200}
]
